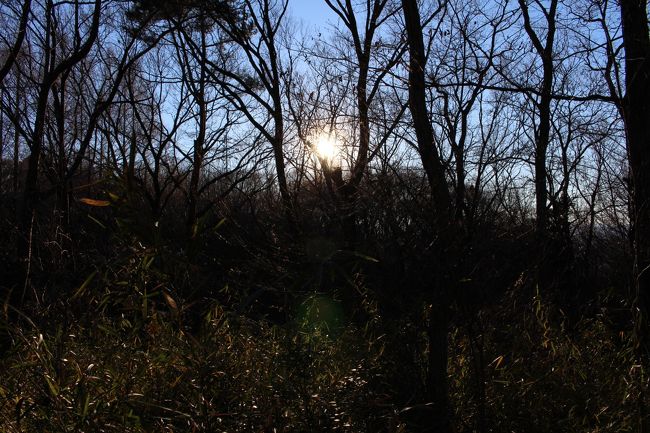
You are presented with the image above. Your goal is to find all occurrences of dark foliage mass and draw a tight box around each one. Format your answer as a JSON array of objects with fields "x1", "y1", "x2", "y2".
[
  {"x1": 0, "y1": 0, "x2": 649, "y2": 431},
  {"x1": 127, "y1": 0, "x2": 238, "y2": 22}
]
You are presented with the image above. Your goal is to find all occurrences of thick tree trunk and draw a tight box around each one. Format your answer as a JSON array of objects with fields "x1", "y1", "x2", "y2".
[
  {"x1": 0, "y1": 95, "x2": 4, "y2": 195},
  {"x1": 267, "y1": 17, "x2": 293, "y2": 230},
  {"x1": 401, "y1": 0, "x2": 452, "y2": 222},
  {"x1": 620, "y1": 0, "x2": 650, "y2": 361},
  {"x1": 272, "y1": 112, "x2": 293, "y2": 227},
  {"x1": 402, "y1": 0, "x2": 453, "y2": 431},
  {"x1": 426, "y1": 305, "x2": 450, "y2": 432},
  {"x1": 619, "y1": 2, "x2": 650, "y2": 430},
  {"x1": 187, "y1": 128, "x2": 205, "y2": 239}
]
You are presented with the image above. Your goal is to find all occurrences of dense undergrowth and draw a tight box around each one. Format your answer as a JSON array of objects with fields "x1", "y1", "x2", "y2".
[
  {"x1": 0, "y1": 178, "x2": 647, "y2": 432},
  {"x1": 1, "y1": 283, "x2": 644, "y2": 432},
  {"x1": 1, "y1": 311, "x2": 392, "y2": 432}
]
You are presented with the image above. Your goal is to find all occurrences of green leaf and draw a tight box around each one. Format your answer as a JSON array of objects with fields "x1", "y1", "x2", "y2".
[
  {"x1": 143, "y1": 255, "x2": 155, "y2": 269},
  {"x1": 81, "y1": 393, "x2": 90, "y2": 418},
  {"x1": 44, "y1": 374, "x2": 59, "y2": 397},
  {"x1": 213, "y1": 218, "x2": 227, "y2": 232},
  {"x1": 73, "y1": 271, "x2": 97, "y2": 299},
  {"x1": 87, "y1": 214, "x2": 106, "y2": 229}
]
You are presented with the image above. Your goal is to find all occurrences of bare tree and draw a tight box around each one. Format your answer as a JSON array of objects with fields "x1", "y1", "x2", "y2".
[
  {"x1": 176, "y1": 0, "x2": 296, "y2": 226},
  {"x1": 22, "y1": 0, "x2": 102, "y2": 222},
  {"x1": 312, "y1": 0, "x2": 405, "y2": 245},
  {"x1": 426, "y1": 0, "x2": 508, "y2": 228},
  {"x1": 516, "y1": 0, "x2": 558, "y2": 244},
  {"x1": 619, "y1": 0, "x2": 650, "y2": 374},
  {"x1": 0, "y1": 0, "x2": 32, "y2": 85},
  {"x1": 401, "y1": 0, "x2": 452, "y2": 430}
]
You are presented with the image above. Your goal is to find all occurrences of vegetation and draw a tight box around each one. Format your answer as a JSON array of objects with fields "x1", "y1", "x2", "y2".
[{"x1": 0, "y1": 0, "x2": 649, "y2": 431}]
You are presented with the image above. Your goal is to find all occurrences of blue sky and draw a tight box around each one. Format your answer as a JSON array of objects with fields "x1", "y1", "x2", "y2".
[{"x1": 289, "y1": 0, "x2": 338, "y2": 30}]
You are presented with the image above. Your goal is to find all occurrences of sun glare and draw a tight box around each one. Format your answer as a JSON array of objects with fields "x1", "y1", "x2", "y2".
[{"x1": 314, "y1": 134, "x2": 338, "y2": 162}]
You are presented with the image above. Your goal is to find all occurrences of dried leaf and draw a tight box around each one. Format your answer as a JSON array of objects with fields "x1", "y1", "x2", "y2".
[
  {"x1": 163, "y1": 291, "x2": 178, "y2": 312},
  {"x1": 80, "y1": 198, "x2": 110, "y2": 207},
  {"x1": 491, "y1": 355, "x2": 505, "y2": 369}
]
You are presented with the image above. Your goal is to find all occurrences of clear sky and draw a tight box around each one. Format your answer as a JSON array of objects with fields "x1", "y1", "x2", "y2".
[{"x1": 288, "y1": 0, "x2": 339, "y2": 31}]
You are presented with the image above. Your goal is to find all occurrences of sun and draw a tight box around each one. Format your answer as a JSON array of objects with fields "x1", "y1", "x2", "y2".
[{"x1": 314, "y1": 133, "x2": 338, "y2": 162}]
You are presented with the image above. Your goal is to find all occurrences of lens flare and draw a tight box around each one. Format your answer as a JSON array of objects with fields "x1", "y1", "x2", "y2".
[{"x1": 314, "y1": 134, "x2": 338, "y2": 161}]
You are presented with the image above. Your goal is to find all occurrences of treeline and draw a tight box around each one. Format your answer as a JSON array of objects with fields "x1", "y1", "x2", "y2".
[{"x1": 0, "y1": 0, "x2": 649, "y2": 431}]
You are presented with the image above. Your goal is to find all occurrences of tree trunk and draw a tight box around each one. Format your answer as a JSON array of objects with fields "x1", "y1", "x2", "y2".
[
  {"x1": 517, "y1": 0, "x2": 558, "y2": 291},
  {"x1": 13, "y1": 74, "x2": 21, "y2": 195},
  {"x1": 187, "y1": 27, "x2": 208, "y2": 241},
  {"x1": 267, "y1": 10, "x2": 293, "y2": 230},
  {"x1": 401, "y1": 0, "x2": 453, "y2": 430},
  {"x1": 22, "y1": 0, "x2": 101, "y2": 223},
  {"x1": 0, "y1": 0, "x2": 31, "y2": 85},
  {"x1": 426, "y1": 305, "x2": 450, "y2": 432},
  {"x1": 401, "y1": 0, "x2": 451, "y2": 223},
  {"x1": 272, "y1": 112, "x2": 293, "y2": 227},
  {"x1": 620, "y1": 0, "x2": 650, "y2": 362},
  {"x1": 619, "y1": 1, "x2": 650, "y2": 430},
  {"x1": 0, "y1": 93, "x2": 4, "y2": 195}
]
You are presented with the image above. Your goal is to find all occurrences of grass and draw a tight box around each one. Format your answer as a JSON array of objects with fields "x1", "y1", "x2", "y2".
[{"x1": 0, "y1": 303, "x2": 397, "y2": 432}]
